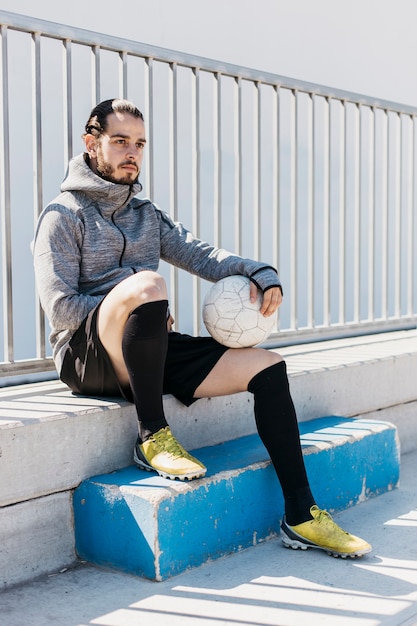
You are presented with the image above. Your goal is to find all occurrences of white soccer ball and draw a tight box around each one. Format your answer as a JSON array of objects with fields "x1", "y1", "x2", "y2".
[{"x1": 202, "y1": 275, "x2": 277, "y2": 348}]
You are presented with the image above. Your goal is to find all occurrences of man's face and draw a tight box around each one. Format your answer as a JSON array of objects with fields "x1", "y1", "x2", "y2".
[{"x1": 85, "y1": 112, "x2": 146, "y2": 185}]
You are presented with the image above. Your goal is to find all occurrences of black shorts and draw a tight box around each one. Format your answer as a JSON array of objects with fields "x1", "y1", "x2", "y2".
[{"x1": 60, "y1": 303, "x2": 228, "y2": 407}]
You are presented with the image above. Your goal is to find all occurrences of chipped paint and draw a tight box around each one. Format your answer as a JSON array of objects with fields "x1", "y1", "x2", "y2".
[{"x1": 358, "y1": 477, "x2": 368, "y2": 503}]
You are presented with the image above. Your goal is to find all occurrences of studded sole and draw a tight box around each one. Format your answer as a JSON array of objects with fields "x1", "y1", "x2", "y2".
[
  {"x1": 280, "y1": 530, "x2": 368, "y2": 558},
  {"x1": 133, "y1": 450, "x2": 206, "y2": 481}
]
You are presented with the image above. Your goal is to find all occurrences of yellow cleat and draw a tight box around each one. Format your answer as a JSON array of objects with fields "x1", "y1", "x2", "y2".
[
  {"x1": 133, "y1": 426, "x2": 206, "y2": 480},
  {"x1": 280, "y1": 505, "x2": 372, "y2": 558}
]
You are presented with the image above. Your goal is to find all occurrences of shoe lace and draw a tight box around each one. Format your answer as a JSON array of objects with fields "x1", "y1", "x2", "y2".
[
  {"x1": 312, "y1": 506, "x2": 349, "y2": 535},
  {"x1": 312, "y1": 506, "x2": 333, "y2": 524},
  {"x1": 152, "y1": 428, "x2": 188, "y2": 458}
]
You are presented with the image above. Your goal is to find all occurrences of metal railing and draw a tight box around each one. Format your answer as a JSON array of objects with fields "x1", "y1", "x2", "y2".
[{"x1": 1, "y1": 10, "x2": 416, "y2": 380}]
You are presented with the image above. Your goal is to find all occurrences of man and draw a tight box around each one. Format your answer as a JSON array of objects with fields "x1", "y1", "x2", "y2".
[{"x1": 33, "y1": 98, "x2": 371, "y2": 558}]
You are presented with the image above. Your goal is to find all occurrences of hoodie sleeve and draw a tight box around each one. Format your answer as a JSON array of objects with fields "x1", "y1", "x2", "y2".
[
  {"x1": 32, "y1": 204, "x2": 103, "y2": 332},
  {"x1": 157, "y1": 208, "x2": 282, "y2": 293}
]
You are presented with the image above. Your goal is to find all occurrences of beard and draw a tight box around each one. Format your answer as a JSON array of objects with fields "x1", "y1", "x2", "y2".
[{"x1": 96, "y1": 152, "x2": 139, "y2": 185}]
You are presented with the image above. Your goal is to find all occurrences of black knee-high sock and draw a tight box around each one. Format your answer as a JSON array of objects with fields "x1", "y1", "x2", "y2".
[
  {"x1": 248, "y1": 361, "x2": 315, "y2": 525},
  {"x1": 122, "y1": 300, "x2": 169, "y2": 443}
]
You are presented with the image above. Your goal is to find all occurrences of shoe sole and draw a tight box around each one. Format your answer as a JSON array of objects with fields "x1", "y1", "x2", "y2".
[
  {"x1": 280, "y1": 527, "x2": 371, "y2": 559},
  {"x1": 133, "y1": 448, "x2": 207, "y2": 481}
]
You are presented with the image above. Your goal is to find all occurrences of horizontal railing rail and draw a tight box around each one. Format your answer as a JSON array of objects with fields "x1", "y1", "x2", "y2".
[{"x1": 1, "y1": 10, "x2": 416, "y2": 381}]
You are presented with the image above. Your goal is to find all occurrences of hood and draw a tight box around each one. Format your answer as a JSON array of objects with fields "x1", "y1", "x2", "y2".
[{"x1": 60, "y1": 153, "x2": 143, "y2": 214}]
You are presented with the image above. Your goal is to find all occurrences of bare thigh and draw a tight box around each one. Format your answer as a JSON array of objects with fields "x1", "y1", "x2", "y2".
[
  {"x1": 194, "y1": 346, "x2": 283, "y2": 398},
  {"x1": 97, "y1": 271, "x2": 168, "y2": 386}
]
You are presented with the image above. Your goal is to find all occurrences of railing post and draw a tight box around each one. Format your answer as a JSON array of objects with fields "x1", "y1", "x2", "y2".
[{"x1": 0, "y1": 24, "x2": 13, "y2": 364}]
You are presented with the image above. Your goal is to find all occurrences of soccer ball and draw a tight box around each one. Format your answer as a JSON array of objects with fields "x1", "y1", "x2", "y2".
[{"x1": 202, "y1": 275, "x2": 277, "y2": 348}]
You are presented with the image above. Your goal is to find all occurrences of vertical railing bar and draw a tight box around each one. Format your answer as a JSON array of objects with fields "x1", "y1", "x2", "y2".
[
  {"x1": 410, "y1": 116, "x2": 416, "y2": 315},
  {"x1": 253, "y1": 81, "x2": 261, "y2": 260},
  {"x1": 32, "y1": 33, "x2": 43, "y2": 220},
  {"x1": 213, "y1": 71, "x2": 221, "y2": 248},
  {"x1": 146, "y1": 57, "x2": 154, "y2": 199},
  {"x1": 62, "y1": 39, "x2": 73, "y2": 163},
  {"x1": 405, "y1": 113, "x2": 413, "y2": 317},
  {"x1": 381, "y1": 111, "x2": 389, "y2": 319},
  {"x1": 0, "y1": 24, "x2": 13, "y2": 362},
  {"x1": 414, "y1": 115, "x2": 417, "y2": 314},
  {"x1": 394, "y1": 113, "x2": 402, "y2": 317},
  {"x1": 234, "y1": 76, "x2": 243, "y2": 255},
  {"x1": 272, "y1": 84, "x2": 281, "y2": 332},
  {"x1": 192, "y1": 66, "x2": 201, "y2": 333},
  {"x1": 323, "y1": 97, "x2": 331, "y2": 326},
  {"x1": 353, "y1": 103, "x2": 361, "y2": 323},
  {"x1": 290, "y1": 89, "x2": 298, "y2": 330},
  {"x1": 307, "y1": 93, "x2": 315, "y2": 328},
  {"x1": 339, "y1": 100, "x2": 346, "y2": 324},
  {"x1": 91, "y1": 45, "x2": 100, "y2": 106},
  {"x1": 407, "y1": 114, "x2": 413, "y2": 318},
  {"x1": 32, "y1": 32, "x2": 46, "y2": 358},
  {"x1": 368, "y1": 106, "x2": 376, "y2": 321},
  {"x1": 172, "y1": 65, "x2": 179, "y2": 229},
  {"x1": 169, "y1": 61, "x2": 179, "y2": 326},
  {"x1": 272, "y1": 85, "x2": 280, "y2": 274},
  {"x1": 119, "y1": 50, "x2": 128, "y2": 99},
  {"x1": 141, "y1": 57, "x2": 151, "y2": 194}
]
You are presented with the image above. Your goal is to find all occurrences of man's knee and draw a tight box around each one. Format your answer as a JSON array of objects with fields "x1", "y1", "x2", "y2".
[
  {"x1": 243, "y1": 348, "x2": 283, "y2": 386},
  {"x1": 110, "y1": 271, "x2": 168, "y2": 312},
  {"x1": 129, "y1": 271, "x2": 168, "y2": 307},
  {"x1": 250, "y1": 347, "x2": 283, "y2": 370}
]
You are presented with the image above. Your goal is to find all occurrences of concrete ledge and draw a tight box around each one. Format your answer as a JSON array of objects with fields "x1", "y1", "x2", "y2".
[
  {"x1": 0, "y1": 492, "x2": 75, "y2": 590},
  {"x1": 363, "y1": 400, "x2": 417, "y2": 455},
  {"x1": 73, "y1": 416, "x2": 400, "y2": 581},
  {"x1": 0, "y1": 384, "x2": 138, "y2": 507},
  {"x1": 1, "y1": 330, "x2": 416, "y2": 509}
]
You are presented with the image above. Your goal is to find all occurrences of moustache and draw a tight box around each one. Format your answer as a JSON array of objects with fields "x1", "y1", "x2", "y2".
[{"x1": 120, "y1": 161, "x2": 139, "y2": 171}]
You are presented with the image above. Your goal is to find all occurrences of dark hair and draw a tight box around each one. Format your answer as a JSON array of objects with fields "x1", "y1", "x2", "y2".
[{"x1": 84, "y1": 98, "x2": 144, "y2": 137}]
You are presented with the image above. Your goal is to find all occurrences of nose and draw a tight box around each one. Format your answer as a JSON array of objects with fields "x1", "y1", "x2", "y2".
[{"x1": 126, "y1": 143, "x2": 139, "y2": 158}]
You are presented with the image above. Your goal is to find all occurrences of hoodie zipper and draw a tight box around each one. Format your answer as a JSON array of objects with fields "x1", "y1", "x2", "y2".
[{"x1": 110, "y1": 185, "x2": 134, "y2": 269}]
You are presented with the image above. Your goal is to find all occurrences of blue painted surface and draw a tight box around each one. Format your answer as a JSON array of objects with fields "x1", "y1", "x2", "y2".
[
  {"x1": 300, "y1": 418, "x2": 400, "y2": 511},
  {"x1": 73, "y1": 417, "x2": 400, "y2": 580},
  {"x1": 74, "y1": 482, "x2": 158, "y2": 579}
]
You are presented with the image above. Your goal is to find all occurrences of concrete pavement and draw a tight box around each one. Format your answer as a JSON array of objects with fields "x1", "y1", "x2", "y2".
[{"x1": 1, "y1": 449, "x2": 417, "y2": 626}]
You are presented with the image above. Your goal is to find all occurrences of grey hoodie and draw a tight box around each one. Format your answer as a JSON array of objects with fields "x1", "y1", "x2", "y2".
[{"x1": 33, "y1": 153, "x2": 281, "y2": 372}]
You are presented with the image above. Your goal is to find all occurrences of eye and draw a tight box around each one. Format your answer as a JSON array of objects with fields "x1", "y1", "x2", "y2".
[{"x1": 136, "y1": 142, "x2": 145, "y2": 149}]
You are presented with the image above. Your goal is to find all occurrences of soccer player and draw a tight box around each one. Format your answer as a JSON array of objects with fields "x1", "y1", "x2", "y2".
[{"x1": 33, "y1": 98, "x2": 371, "y2": 558}]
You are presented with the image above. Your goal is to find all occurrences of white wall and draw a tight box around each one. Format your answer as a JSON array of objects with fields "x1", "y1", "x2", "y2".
[{"x1": 1, "y1": 0, "x2": 417, "y2": 107}]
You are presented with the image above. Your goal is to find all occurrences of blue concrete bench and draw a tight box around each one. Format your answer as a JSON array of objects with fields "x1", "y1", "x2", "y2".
[{"x1": 73, "y1": 416, "x2": 400, "y2": 581}]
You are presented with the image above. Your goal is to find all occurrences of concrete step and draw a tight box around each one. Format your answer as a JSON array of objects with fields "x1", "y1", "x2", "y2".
[
  {"x1": 1, "y1": 330, "x2": 416, "y2": 510},
  {"x1": 0, "y1": 329, "x2": 415, "y2": 588},
  {"x1": 0, "y1": 492, "x2": 74, "y2": 589},
  {"x1": 73, "y1": 416, "x2": 400, "y2": 581}
]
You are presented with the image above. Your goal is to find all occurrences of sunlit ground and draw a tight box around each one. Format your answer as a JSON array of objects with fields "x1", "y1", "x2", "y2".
[{"x1": 2, "y1": 495, "x2": 417, "y2": 626}]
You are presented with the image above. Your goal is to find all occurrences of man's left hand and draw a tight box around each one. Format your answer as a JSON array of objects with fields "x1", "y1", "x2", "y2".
[{"x1": 250, "y1": 283, "x2": 282, "y2": 317}]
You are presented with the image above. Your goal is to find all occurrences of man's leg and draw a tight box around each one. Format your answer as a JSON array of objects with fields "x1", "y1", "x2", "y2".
[
  {"x1": 194, "y1": 348, "x2": 314, "y2": 524},
  {"x1": 121, "y1": 300, "x2": 169, "y2": 441},
  {"x1": 195, "y1": 348, "x2": 372, "y2": 557},
  {"x1": 98, "y1": 271, "x2": 206, "y2": 479},
  {"x1": 98, "y1": 270, "x2": 169, "y2": 439}
]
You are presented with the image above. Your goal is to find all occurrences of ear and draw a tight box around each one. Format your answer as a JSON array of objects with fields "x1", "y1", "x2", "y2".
[{"x1": 85, "y1": 133, "x2": 98, "y2": 157}]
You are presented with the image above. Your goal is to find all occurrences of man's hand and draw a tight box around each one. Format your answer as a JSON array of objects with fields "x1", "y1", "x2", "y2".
[{"x1": 250, "y1": 282, "x2": 282, "y2": 317}]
